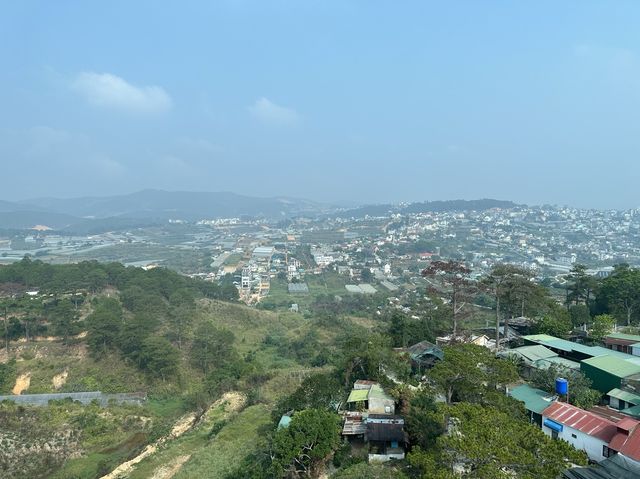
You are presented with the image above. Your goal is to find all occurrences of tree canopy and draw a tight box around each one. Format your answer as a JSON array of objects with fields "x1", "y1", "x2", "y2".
[{"x1": 408, "y1": 402, "x2": 587, "y2": 479}]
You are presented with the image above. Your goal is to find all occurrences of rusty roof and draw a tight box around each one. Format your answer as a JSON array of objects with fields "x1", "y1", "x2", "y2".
[
  {"x1": 543, "y1": 402, "x2": 618, "y2": 441},
  {"x1": 610, "y1": 425, "x2": 640, "y2": 461}
]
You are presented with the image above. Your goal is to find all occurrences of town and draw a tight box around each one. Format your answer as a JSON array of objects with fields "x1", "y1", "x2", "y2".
[{"x1": 2, "y1": 199, "x2": 640, "y2": 477}]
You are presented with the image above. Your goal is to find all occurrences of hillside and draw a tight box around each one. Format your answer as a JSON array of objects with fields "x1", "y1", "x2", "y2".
[{"x1": 0, "y1": 259, "x2": 374, "y2": 478}]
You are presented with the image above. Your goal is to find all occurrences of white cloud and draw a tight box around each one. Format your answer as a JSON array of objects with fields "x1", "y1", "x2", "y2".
[
  {"x1": 248, "y1": 97, "x2": 300, "y2": 125},
  {"x1": 72, "y1": 72, "x2": 172, "y2": 113}
]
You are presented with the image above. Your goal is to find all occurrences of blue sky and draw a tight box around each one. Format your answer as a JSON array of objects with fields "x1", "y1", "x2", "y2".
[{"x1": 1, "y1": 1, "x2": 640, "y2": 208}]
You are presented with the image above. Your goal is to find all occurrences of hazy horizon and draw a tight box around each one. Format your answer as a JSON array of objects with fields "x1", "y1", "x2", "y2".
[{"x1": 3, "y1": 1, "x2": 640, "y2": 209}]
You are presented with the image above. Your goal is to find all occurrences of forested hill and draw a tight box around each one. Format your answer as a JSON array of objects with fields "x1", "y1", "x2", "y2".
[
  {"x1": 0, "y1": 257, "x2": 237, "y2": 350},
  {"x1": 0, "y1": 256, "x2": 237, "y2": 300}
]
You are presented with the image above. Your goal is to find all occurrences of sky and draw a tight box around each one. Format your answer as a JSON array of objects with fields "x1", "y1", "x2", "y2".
[{"x1": 1, "y1": 1, "x2": 640, "y2": 209}]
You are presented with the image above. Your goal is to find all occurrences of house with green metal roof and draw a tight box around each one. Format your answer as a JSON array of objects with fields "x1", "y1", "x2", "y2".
[
  {"x1": 606, "y1": 388, "x2": 640, "y2": 411},
  {"x1": 500, "y1": 344, "x2": 558, "y2": 364},
  {"x1": 622, "y1": 404, "x2": 640, "y2": 419},
  {"x1": 508, "y1": 384, "x2": 556, "y2": 426},
  {"x1": 534, "y1": 356, "x2": 581, "y2": 372},
  {"x1": 581, "y1": 356, "x2": 640, "y2": 393},
  {"x1": 522, "y1": 334, "x2": 636, "y2": 362},
  {"x1": 345, "y1": 381, "x2": 395, "y2": 415}
]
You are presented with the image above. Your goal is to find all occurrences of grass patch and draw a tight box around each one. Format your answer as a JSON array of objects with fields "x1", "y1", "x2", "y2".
[
  {"x1": 173, "y1": 405, "x2": 270, "y2": 479},
  {"x1": 128, "y1": 400, "x2": 240, "y2": 479}
]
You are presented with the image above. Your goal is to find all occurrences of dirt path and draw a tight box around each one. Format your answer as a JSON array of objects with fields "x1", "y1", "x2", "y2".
[
  {"x1": 148, "y1": 455, "x2": 191, "y2": 479},
  {"x1": 12, "y1": 372, "x2": 31, "y2": 394},
  {"x1": 99, "y1": 391, "x2": 246, "y2": 479}
]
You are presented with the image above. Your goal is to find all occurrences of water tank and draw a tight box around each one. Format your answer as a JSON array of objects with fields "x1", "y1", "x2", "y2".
[{"x1": 556, "y1": 378, "x2": 568, "y2": 395}]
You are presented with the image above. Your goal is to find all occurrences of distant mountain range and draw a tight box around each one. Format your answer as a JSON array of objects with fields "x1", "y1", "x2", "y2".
[
  {"x1": 0, "y1": 191, "x2": 517, "y2": 232},
  {"x1": 0, "y1": 190, "x2": 327, "y2": 232},
  {"x1": 18, "y1": 190, "x2": 325, "y2": 220}
]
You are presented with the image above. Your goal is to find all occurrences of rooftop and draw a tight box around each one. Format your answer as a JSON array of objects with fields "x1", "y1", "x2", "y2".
[
  {"x1": 534, "y1": 356, "x2": 581, "y2": 370},
  {"x1": 543, "y1": 402, "x2": 618, "y2": 441},
  {"x1": 608, "y1": 388, "x2": 640, "y2": 406},
  {"x1": 610, "y1": 425, "x2": 640, "y2": 461},
  {"x1": 346, "y1": 389, "x2": 369, "y2": 403},
  {"x1": 503, "y1": 344, "x2": 558, "y2": 363},
  {"x1": 522, "y1": 335, "x2": 634, "y2": 360},
  {"x1": 508, "y1": 384, "x2": 555, "y2": 415},
  {"x1": 582, "y1": 355, "x2": 640, "y2": 379},
  {"x1": 606, "y1": 333, "x2": 640, "y2": 342}
]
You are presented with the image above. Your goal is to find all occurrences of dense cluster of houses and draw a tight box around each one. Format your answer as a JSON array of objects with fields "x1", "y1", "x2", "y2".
[
  {"x1": 504, "y1": 331, "x2": 640, "y2": 478},
  {"x1": 276, "y1": 330, "x2": 640, "y2": 474}
]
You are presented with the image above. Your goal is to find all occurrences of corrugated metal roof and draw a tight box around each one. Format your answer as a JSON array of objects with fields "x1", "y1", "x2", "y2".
[
  {"x1": 563, "y1": 454, "x2": 640, "y2": 479},
  {"x1": 366, "y1": 422, "x2": 405, "y2": 442},
  {"x1": 610, "y1": 427, "x2": 640, "y2": 461},
  {"x1": 346, "y1": 389, "x2": 369, "y2": 402},
  {"x1": 589, "y1": 405, "x2": 630, "y2": 422},
  {"x1": 342, "y1": 413, "x2": 367, "y2": 435},
  {"x1": 623, "y1": 405, "x2": 640, "y2": 418},
  {"x1": 582, "y1": 355, "x2": 640, "y2": 379},
  {"x1": 522, "y1": 335, "x2": 634, "y2": 360},
  {"x1": 589, "y1": 346, "x2": 634, "y2": 359},
  {"x1": 608, "y1": 388, "x2": 640, "y2": 405},
  {"x1": 407, "y1": 341, "x2": 444, "y2": 361},
  {"x1": 508, "y1": 384, "x2": 555, "y2": 415},
  {"x1": 523, "y1": 334, "x2": 597, "y2": 355},
  {"x1": 543, "y1": 402, "x2": 618, "y2": 441},
  {"x1": 368, "y1": 384, "x2": 394, "y2": 401},
  {"x1": 505, "y1": 345, "x2": 558, "y2": 363},
  {"x1": 606, "y1": 333, "x2": 640, "y2": 342},
  {"x1": 534, "y1": 356, "x2": 581, "y2": 370}
]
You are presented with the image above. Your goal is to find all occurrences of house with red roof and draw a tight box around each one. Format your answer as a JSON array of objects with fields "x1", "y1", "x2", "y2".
[
  {"x1": 542, "y1": 402, "x2": 622, "y2": 462},
  {"x1": 609, "y1": 417, "x2": 640, "y2": 463},
  {"x1": 543, "y1": 401, "x2": 640, "y2": 464}
]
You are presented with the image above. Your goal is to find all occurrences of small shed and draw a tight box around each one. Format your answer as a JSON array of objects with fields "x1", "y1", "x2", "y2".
[{"x1": 606, "y1": 388, "x2": 640, "y2": 411}]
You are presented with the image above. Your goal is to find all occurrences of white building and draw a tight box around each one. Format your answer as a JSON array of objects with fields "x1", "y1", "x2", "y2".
[{"x1": 541, "y1": 402, "x2": 619, "y2": 463}]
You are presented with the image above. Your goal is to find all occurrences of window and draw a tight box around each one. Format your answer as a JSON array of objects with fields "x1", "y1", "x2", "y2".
[
  {"x1": 571, "y1": 433, "x2": 577, "y2": 439},
  {"x1": 552, "y1": 430, "x2": 559, "y2": 440},
  {"x1": 603, "y1": 445, "x2": 616, "y2": 458}
]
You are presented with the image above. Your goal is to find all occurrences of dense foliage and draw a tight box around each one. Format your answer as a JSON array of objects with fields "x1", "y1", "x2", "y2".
[{"x1": 407, "y1": 402, "x2": 587, "y2": 479}]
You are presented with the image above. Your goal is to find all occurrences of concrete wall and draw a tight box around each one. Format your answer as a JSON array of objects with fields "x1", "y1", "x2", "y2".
[
  {"x1": 0, "y1": 391, "x2": 146, "y2": 407},
  {"x1": 542, "y1": 416, "x2": 608, "y2": 463}
]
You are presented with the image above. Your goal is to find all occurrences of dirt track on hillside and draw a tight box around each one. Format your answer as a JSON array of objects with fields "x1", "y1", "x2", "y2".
[{"x1": 99, "y1": 391, "x2": 246, "y2": 479}]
